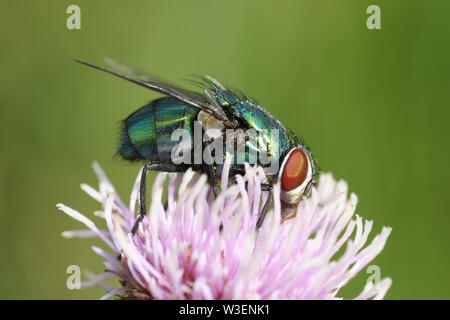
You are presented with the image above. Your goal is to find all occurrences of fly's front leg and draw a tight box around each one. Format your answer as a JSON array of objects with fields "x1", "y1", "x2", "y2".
[
  {"x1": 229, "y1": 171, "x2": 273, "y2": 228},
  {"x1": 239, "y1": 181, "x2": 272, "y2": 191},
  {"x1": 205, "y1": 164, "x2": 219, "y2": 198},
  {"x1": 256, "y1": 190, "x2": 273, "y2": 228}
]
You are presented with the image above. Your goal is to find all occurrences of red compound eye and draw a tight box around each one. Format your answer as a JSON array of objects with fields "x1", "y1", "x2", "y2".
[{"x1": 281, "y1": 148, "x2": 309, "y2": 191}]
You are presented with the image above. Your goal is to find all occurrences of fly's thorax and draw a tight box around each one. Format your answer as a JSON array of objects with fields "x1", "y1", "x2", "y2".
[{"x1": 197, "y1": 111, "x2": 224, "y2": 140}]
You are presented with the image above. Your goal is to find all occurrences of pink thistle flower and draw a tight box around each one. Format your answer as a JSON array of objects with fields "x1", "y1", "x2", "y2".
[{"x1": 57, "y1": 158, "x2": 392, "y2": 300}]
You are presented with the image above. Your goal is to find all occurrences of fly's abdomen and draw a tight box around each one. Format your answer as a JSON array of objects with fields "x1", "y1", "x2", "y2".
[{"x1": 118, "y1": 97, "x2": 198, "y2": 162}]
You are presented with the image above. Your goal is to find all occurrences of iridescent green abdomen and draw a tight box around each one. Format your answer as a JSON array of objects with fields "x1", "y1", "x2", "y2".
[{"x1": 118, "y1": 97, "x2": 198, "y2": 161}]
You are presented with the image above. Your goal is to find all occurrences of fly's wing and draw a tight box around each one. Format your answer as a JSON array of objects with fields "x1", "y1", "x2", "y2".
[{"x1": 75, "y1": 59, "x2": 231, "y2": 126}]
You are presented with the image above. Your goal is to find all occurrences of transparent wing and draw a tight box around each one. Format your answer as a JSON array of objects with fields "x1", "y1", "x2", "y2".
[{"x1": 75, "y1": 59, "x2": 230, "y2": 124}]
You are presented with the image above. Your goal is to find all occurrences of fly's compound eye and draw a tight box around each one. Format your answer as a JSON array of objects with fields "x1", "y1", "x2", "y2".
[
  {"x1": 278, "y1": 147, "x2": 313, "y2": 209},
  {"x1": 281, "y1": 148, "x2": 309, "y2": 191}
]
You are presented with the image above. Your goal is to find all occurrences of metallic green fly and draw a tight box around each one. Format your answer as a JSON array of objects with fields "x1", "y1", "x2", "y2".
[{"x1": 76, "y1": 59, "x2": 318, "y2": 234}]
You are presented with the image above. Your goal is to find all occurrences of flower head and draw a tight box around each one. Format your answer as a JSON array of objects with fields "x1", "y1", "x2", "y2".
[{"x1": 57, "y1": 158, "x2": 391, "y2": 299}]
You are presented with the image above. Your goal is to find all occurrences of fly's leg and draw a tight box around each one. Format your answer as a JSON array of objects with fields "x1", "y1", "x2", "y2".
[
  {"x1": 131, "y1": 162, "x2": 178, "y2": 236},
  {"x1": 116, "y1": 163, "x2": 178, "y2": 261},
  {"x1": 205, "y1": 164, "x2": 219, "y2": 198},
  {"x1": 256, "y1": 190, "x2": 273, "y2": 228},
  {"x1": 130, "y1": 164, "x2": 151, "y2": 236},
  {"x1": 229, "y1": 171, "x2": 273, "y2": 228},
  {"x1": 236, "y1": 181, "x2": 272, "y2": 191}
]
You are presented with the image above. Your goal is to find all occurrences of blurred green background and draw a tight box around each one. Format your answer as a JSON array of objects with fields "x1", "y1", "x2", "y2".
[{"x1": 0, "y1": 0, "x2": 448, "y2": 299}]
